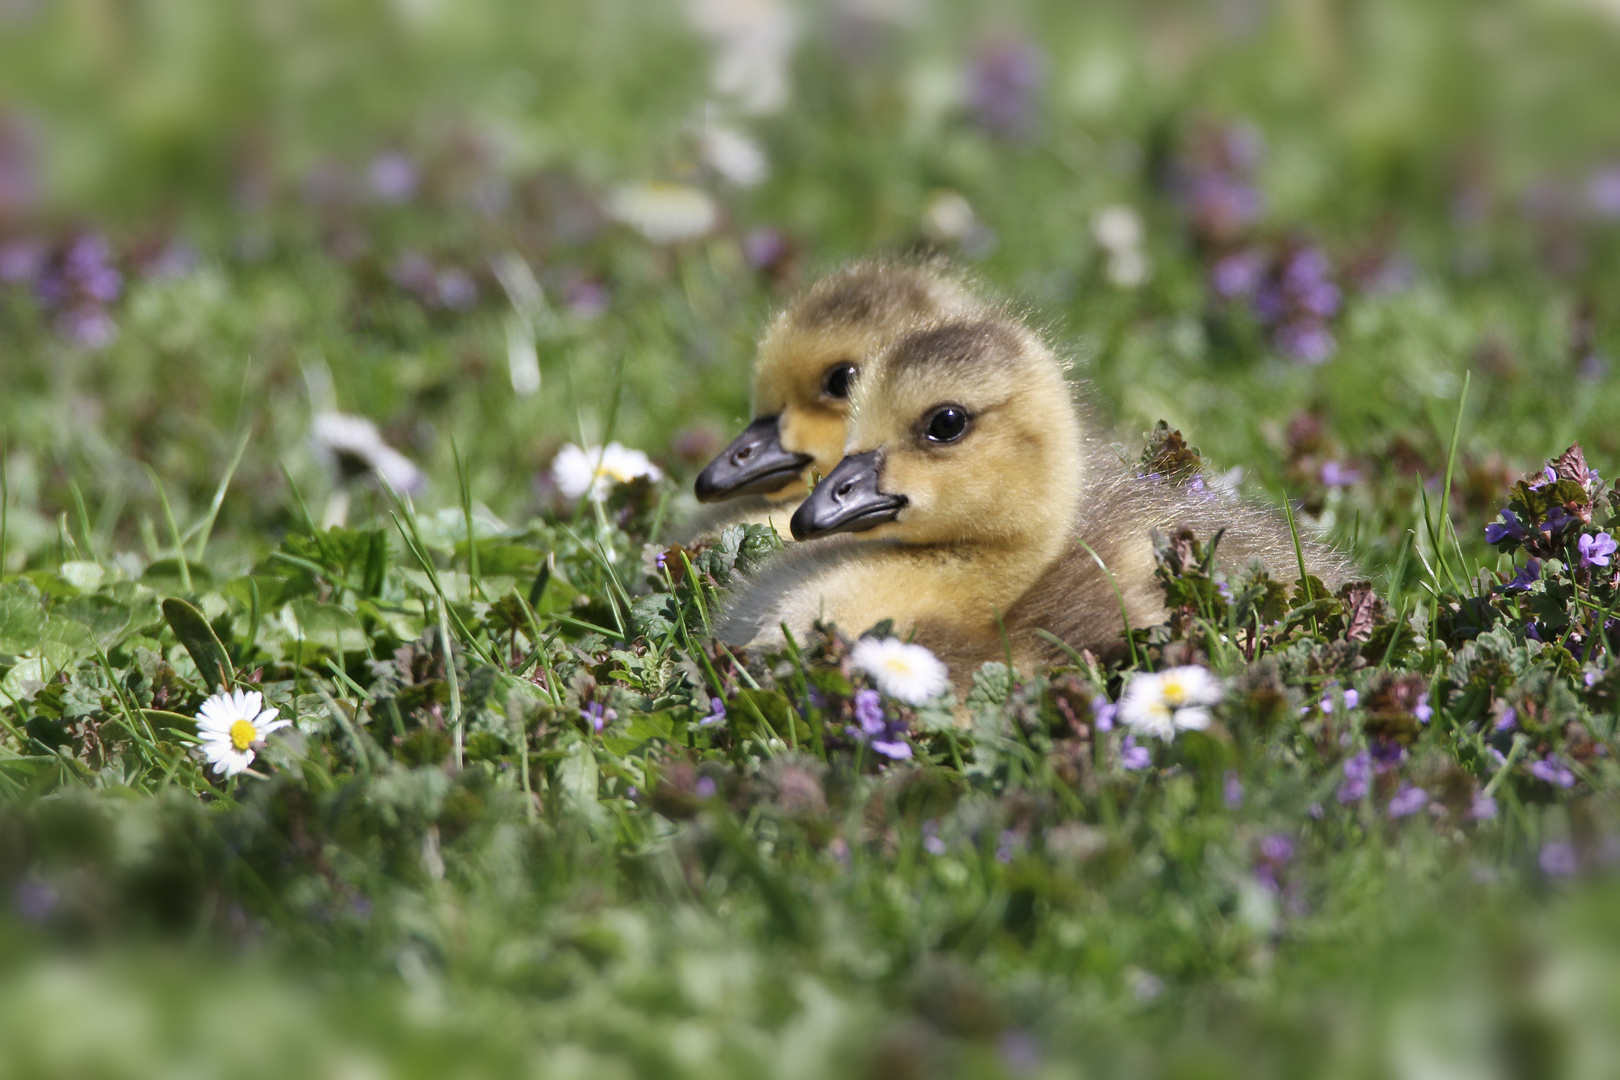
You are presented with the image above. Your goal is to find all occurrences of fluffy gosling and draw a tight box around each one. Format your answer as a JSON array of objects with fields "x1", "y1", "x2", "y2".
[
  {"x1": 719, "y1": 314, "x2": 1349, "y2": 683},
  {"x1": 682, "y1": 259, "x2": 982, "y2": 538}
]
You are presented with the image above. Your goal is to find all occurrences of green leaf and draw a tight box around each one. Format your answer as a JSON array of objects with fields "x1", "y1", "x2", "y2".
[
  {"x1": 162, "y1": 597, "x2": 233, "y2": 690},
  {"x1": 0, "y1": 582, "x2": 46, "y2": 654}
]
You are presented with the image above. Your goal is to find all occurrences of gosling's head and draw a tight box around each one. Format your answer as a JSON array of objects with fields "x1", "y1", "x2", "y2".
[
  {"x1": 790, "y1": 316, "x2": 1084, "y2": 550},
  {"x1": 694, "y1": 259, "x2": 980, "y2": 504}
]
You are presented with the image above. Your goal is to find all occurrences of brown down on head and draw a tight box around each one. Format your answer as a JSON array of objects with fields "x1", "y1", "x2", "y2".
[
  {"x1": 716, "y1": 311, "x2": 1351, "y2": 689},
  {"x1": 679, "y1": 258, "x2": 985, "y2": 541}
]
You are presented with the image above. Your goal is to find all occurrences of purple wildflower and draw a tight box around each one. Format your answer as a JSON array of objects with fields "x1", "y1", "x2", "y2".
[
  {"x1": 921, "y1": 820, "x2": 947, "y2": 856},
  {"x1": 743, "y1": 227, "x2": 789, "y2": 270},
  {"x1": 870, "y1": 736, "x2": 913, "y2": 761},
  {"x1": 853, "y1": 689, "x2": 885, "y2": 736},
  {"x1": 1538, "y1": 842, "x2": 1577, "y2": 877},
  {"x1": 965, "y1": 37, "x2": 1046, "y2": 140},
  {"x1": 1470, "y1": 791, "x2": 1497, "y2": 820},
  {"x1": 0, "y1": 237, "x2": 45, "y2": 284},
  {"x1": 1495, "y1": 706, "x2": 1518, "y2": 732},
  {"x1": 1527, "y1": 756, "x2": 1575, "y2": 788},
  {"x1": 1503, "y1": 559, "x2": 1540, "y2": 593},
  {"x1": 435, "y1": 268, "x2": 477, "y2": 311},
  {"x1": 1223, "y1": 770, "x2": 1244, "y2": 809},
  {"x1": 368, "y1": 152, "x2": 419, "y2": 203},
  {"x1": 1589, "y1": 165, "x2": 1620, "y2": 218},
  {"x1": 1211, "y1": 248, "x2": 1266, "y2": 297},
  {"x1": 997, "y1": 1030, "x2": 1042, "y2": 1077},
  {"x1": 1120, "y1": 735, "x2": 1151, "y2": 771},
  {"x1": 1189, "y1": 175, "x2": 1264, "y2": 240},
  {"x1": 1484, "y1": 509, "x2": 1529, "y2": 544},
  {"x1": 1577, "y1": 531, "x2": 1617, "y2": 569},
  {"x1": 564, "y1": 278, "x2": 608, "y2": 320},
  {"x1": 1093, "y1": 701, "x2": 1117, "y2": 732},
  {"x1": 1337, "y1": 751, "x2": 1371, "y2": 803},
  {"x1": 849, "y1": 689, "x2": 912, "y2": 760},
  {"x1": 1320, "y1": 460, "x2": 1360, "y2": 487},
  {"x1": 1413, "y1": 693, "x2": 1432, "y2": 724},
  {"x1": 13, "y1": 878, "x2": 58, "y2": 923},
  {"x1": 1273, "y1": 320, "x2": 1336, "y2": 366},
  {"x1": 699, "y1": 697, "x2": 727, "y2": 728},
  {"x1": 695, "y1": 776, "x2": 717, "y2": 799},
  {"x1": 1387, "y1": 783, "x2": 1429, "y2": 818},
  {"x1": 1539, "y1": 506, "x2": 1575, "y2": 532},
  {"x1": 581, "y1": 701, "x2": 616, "y2": 733},
  {"x1": 1260, "y1": 834, "x2": 1294, "y2": 864}
]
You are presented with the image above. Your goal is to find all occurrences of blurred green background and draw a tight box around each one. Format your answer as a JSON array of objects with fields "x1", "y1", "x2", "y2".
[{"x1": 4, "y1": 1, "x2": 1620, "y2": 1076}]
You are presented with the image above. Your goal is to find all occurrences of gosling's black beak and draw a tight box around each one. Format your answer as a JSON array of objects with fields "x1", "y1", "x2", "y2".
[
  {"x1": 790, "y1": 450, "x2": 907, "y2": 541},
  {"x1": 694, "y1": 415, "x2": 814, "y2": 503}
]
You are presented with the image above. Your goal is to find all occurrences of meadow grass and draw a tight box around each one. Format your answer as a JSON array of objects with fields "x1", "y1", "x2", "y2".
[{"x1": 1, "y1": 2, "x2": 1619, "y2": 1076}]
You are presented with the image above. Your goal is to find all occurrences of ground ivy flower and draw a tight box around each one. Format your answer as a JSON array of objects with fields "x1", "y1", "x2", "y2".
[
  {"x1": 581, "y1": 701, "x2": 617, "y2": 733},
  {"x1": 1503, "y1": 559, "x2": 1540, "y2": 593},
  {"x1": 847, "y1": 687, "x2": 912, "y2": 760},
  {"x1": 1413, "y1": 693, "x2": 1433, "y2": 723},
  {"x1": 850, "y1": 637, "x2": 949, "y2": 704},
  {"x1": 1120, "y1": 735, "x2": 1151, "y2": 770},
  {"x1": 1119, "y1": 665, "x2": 1223, "y2": 739},
  {"x1": 698, "y1": 697, "x2": 727, "y2": 727},
  {"x1": 1484, "y1": 509, "x2": 1529, "y2": 545},
  {"x1": 1527, "y1": 755, "x2": 1575, "y2": 788},
  {"x1": 551, "y1": 442, "x2": 663, "y2": 501},
  {"x1": 1386, "y1": 783, "x2": 1429, "y2": 818},
  {"x1": 1338, "y1": 751, "x2": 1371, "y2": 803},
  {"x1": 197, "y1": 689, "x2": 289, "y2": 778},
  {"x1": 1577, "y1": 531, "x2": 1616, "y2": 569},
  {"x1": 1538, "y1": 842, "x2": 1577, "y2": 877}
]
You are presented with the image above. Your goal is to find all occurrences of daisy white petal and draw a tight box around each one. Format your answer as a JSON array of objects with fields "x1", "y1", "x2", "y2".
[
  {"x1": 850, "y1": 637, "x2": 950, "y2": 704},
  {"x1": 1173, "y1": 706, "x2": 1212, "y2": 732}
]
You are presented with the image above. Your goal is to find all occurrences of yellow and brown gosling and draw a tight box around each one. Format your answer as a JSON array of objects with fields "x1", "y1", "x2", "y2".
[
  {"x1": 718, "y1": 313, "x2": 1349, "y2": 684},
  {"x1": 681, "y1": 258, "x2": 983, "y2": 539}
]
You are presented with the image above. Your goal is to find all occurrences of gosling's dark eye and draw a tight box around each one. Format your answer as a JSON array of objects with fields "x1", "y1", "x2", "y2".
[
  {"x1": 925, "y1": 406, "x2": 969, "y2": 443},
  {"x1": 821, "y1": 362, "x2": 856, "y2": 400}
]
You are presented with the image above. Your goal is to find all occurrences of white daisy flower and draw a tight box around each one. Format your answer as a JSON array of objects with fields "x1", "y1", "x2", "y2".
[
  {"x1": 1093, "y1": 205, "x2": 1151, "y2": 288},
  {"x1": 1119, "y1": 665, "x2": 1223, "y2": 740},
  {"x1": 685, "y1": 0, "x2": 799, "y2": 114},
  {"x1": 1092, "y1": 205, "x2": 1143, "y2": 252},
  {"x1": 311, "y1": 411, "x2": 425, "y2": 495},
  {"x1": 702, "y1": 124, "x2": 769, "y2": 188},
  {"x1": 922, "y1": 190, "x2": 977, "y2": 242},
  {"x1": 605, "y1": 182, "x2": 719, "y2": 244},
  {"x1": 196, "y1": 689, "x2": 290, "y2": 778},
  {"x1": 851, "y1": 637, "x2": 950, "y2": 704},
  {"x1": 551, "y1": 442, "x2": 664, "y2": 502}
]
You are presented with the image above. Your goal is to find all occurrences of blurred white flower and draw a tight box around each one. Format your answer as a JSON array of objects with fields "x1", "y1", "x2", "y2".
[
  {"x1": 685, "y1": 0, "x2": 799, "y2": 114},
  {"x1": 851, "y1": 637, "x2": 950, "y2": 704},
  {"x1": 606, "y1": 182, "x2": 719, "y2": 244},
  {"x1": 311, "y1": 412, "x2": 425, "y2": 494},
  {"x1": 1093, "y1": 205, "x2": 1151, "y2": 288},
  {"x1": 1119, "y1": 665, "x2": 1223, "y2": 739},
  {"x1": 1093, "y1": 205, "x2": 1142, "y2": 250},
  {"x1": 922, "y1": 190, "x2": 976, "y2": 241},
  {"x1": 197, "y1": 689, "x2": 289, "y2": 778},
  {"x1": 702, "y1": 124, "x2": 768, "y2": 187},
  {"x1": 551, "y1": 442, "x2": 664, "y2": 501}
]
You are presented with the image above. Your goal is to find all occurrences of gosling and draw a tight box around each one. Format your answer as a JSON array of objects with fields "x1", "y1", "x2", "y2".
[
  {"x1": 718, "y1": 314, "x2": 1349, "y2": 680},
  {"x1": 682, "y1": 258, "x2": 983, "y2": 539}
]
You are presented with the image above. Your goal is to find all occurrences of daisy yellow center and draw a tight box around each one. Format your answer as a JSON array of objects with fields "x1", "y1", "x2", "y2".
[
  {"x1": 229, "y1": 719, "x2": 257, "y2": 751},
  {"x1": 1160, "y1": 677, "x2": 1188, "y2": 707},
  {"x1": 882, "y1": 657, "x2": 915, "y2": 677}
]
